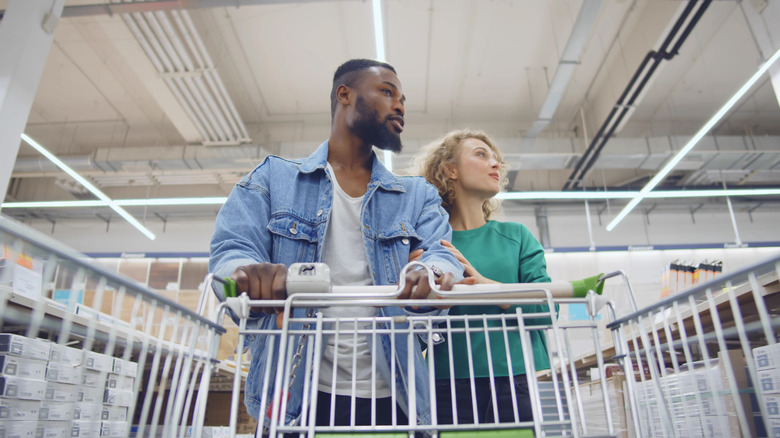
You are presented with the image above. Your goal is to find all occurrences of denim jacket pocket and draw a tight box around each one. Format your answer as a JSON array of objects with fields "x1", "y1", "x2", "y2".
[
  {"x1": 376, "y1": 223, "x2": 422, "y2": 282},
  {"x1": 267, "y1": 215, "x2": 318, "y2": 263}
]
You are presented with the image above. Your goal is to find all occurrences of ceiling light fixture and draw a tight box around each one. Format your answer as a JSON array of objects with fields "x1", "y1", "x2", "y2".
[
  {"x1": 1, "y1": 197, "x2": 229, "y2": 209},
  {"x1": 4, "y1": 188, "x2": 779, "y2": 210},
  {"x1": 371, "y1": 0, "x2": 395, "y2": 172},
  {"x1": 372, "y1": 0, "x2": 386, "y2": 62},
  {"x1": 606, "y1": 45, "x2": 780, "y2": 231},
  {"x1": 498, "y1": 192, "x2": 636, "y2": 200},
  {"x1": 17, "y1": 134, "x2": 156, "y2": 240},
  {"x1": 497, "y1": 189, "x2": 780, "y2": 200}
]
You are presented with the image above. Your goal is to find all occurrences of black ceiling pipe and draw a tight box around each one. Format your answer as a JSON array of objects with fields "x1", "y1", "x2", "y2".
[{"x1": 563, "y1": 0, "x2": 712, "y2": 191}]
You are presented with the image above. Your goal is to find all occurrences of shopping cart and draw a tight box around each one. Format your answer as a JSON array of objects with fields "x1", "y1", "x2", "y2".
[
  {"x1": 608, "y1": 254, "x2": 780, "y2": 438},
  {"x1": 208, "y1": 261, "x2": 635, "y2": 437},
  {"x1": 0, "y1": 215, "x2": 224, "y2": 438}
]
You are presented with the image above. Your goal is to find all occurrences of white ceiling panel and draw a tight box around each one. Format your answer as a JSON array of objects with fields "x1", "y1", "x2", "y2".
[
  {"x1": 2, "y1": 0, "x2": 779, "y2": 224},
  {"x1": 225, "y1": 2, "x2": 375, "y2": 117}
]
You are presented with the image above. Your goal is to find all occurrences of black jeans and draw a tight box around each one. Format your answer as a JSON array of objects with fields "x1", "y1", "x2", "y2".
[
  {"x1": 314, "y1": 391, "x2": 409, "y2": 426},
  {"x1": 435, "y1": 375, "x2": 533, "y2": 424}
]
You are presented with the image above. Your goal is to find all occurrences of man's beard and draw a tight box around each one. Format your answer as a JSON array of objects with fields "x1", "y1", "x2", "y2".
[{"x1": 352, "y1": 95, "x2": 403, "y2": 153}]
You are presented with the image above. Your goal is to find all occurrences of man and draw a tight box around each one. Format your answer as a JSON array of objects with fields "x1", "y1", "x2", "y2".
[{"x1": 209, "y1": 59, "x2": 463, "y2": 430}]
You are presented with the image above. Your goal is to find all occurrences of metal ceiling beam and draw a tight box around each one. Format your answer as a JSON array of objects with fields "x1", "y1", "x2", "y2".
[
  {"x1": 526, "y1": 0, "x2": 603, "y2": 138},
  {"x1": 563, "y1": 0, "x2": 712, "y2": 191}
]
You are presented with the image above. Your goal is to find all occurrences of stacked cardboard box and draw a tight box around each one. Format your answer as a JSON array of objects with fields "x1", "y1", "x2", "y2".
[
  {"x1": 0, "y1": 334, "x2": 51, "y2": 438},
  {"x1": 632, "y1": 350, "x2": 752, "y2": 437},
  {"x1": 577, "y1": 375, "x2": 632, "y2": 437},
  {"x1": 74, "y1": 351, "x2": 137, "y2": 437},
  {"x1": 754, "y1": 343, "x2": 780, "y2": 437},
  {"x1": 0, "y1": 334, "x2": 139, "y2": 438}
]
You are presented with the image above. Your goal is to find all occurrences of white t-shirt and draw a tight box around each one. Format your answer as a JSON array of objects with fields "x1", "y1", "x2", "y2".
[{"x1": 318, "y1": 163, "x2": 390, "y2": 397}]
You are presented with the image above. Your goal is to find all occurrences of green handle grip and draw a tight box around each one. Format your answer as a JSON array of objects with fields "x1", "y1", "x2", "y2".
[
  {"x1": 215, "y1": 276, "x2": 238, "y2": 298},
  {"x1": 570, "y1": 274, "x2": 605, "y2": 298}
]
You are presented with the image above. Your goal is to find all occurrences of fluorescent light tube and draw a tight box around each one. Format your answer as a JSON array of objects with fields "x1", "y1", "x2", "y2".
[
  {"x1": 4, "y1": 189, "x2": 779, "y2": 210},
  {"x1": 498, "y1": 192, "x2": 637, "y2": 200},
  {"x1": 19, "y1": 134, "x2": 156, "y2": 240},
  {"x1": 372, "y1": 0, "x2": 385, "y2": 62},
  {"x1": 606, "y1": 45, "x2": 780, "y2": 231},
  {"x1": 117, "y1": 197, "x2": 227, "y2": 206}
]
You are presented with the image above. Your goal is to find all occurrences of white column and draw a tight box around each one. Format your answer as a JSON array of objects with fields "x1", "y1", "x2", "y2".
[{"x1": 0, "y1": 0, "x2": 65, "y2": 205}]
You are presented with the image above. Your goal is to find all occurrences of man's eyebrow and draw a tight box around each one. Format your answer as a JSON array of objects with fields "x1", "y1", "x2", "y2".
[{"x1": 383, "y1": 81, "x2": 406, "y2": 103}]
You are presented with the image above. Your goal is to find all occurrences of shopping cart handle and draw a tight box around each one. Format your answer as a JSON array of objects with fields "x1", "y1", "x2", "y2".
[
  {"x1": 214, "y1": 264, "x2": 609, "y2": 301},
  {"x1": 211, "y1": 263, "x2": 333, "y2": 299},
  {"x1": 286, "y1": 263, "x2": 332, "y2": 294},
  {"x1": 570, "y1": 274, "x2": 605, "y2": 298}
]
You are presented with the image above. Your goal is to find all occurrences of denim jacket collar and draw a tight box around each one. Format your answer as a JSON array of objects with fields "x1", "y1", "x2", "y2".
[{"x1": 297, "y1": 140, "x2": 406, "y2": 193}]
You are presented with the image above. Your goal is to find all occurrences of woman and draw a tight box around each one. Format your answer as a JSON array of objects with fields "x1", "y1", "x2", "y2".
[{"x1": 413, "y1": 128, "x2": 553, "y2": 425}]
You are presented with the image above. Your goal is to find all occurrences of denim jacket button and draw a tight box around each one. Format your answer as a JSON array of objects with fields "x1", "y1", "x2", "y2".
[
  {"x1": 316, "y1": 210, "x2": 323, "y2": 216},
  {"x1": 289, "y1": 228, "x2": 298, "y2": 235},
  {"x1": 401, "y1": 238, "x2": 409, "y2": 245}
]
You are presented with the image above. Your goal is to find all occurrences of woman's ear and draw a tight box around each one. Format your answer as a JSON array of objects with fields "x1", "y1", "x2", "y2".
[{"x1": 445, "y1": 163, "x2": 458, "y2": 180}]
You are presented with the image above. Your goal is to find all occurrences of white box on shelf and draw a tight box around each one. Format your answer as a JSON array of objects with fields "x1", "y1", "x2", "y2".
[
  {"x1": 35, "y1": 420, "x2": 71, "y2": 438},
  {"x1": 48, "y1": 343, "x2": 83, "y2": 365},
  {"x1": 71, "y1": 420, "x2": 102, "y2": 438},
  {"x1": 38, "y1": 401, "x2": 74, "y2": 421},
  {"x1": 44, "y1": 382, "x2": 77, "y2": 403},
  {"x1": 105, "y1": 374, "x2": 134, "y2": 391},
  {"x1": 78, "y1": 386, "x2": 103, "y2": 404},
  {"x1": 0, "y1": 335, "x2": 50, "y2": 361},
  {"x1": 0, "y1": 420, "x2": 36, "y2": 438},
  {"x1": 0, "y1": 354, "x2": 47, "y2": 380},
  {"x1": 693, "y1": 366, "x2": 723, "y2": 394},
  {"x1": 82, "y1": 369, "x2": 106, "y2": 388},
  {"x1": 0, "y1": 398, "x2": 40, "y2": 421},
  {"x1": 700, "y1": 416, "x2": 729, "y2": 438},
  {"x1": 754, "y1": 344, "x2": 780, "y2": 371},
  {"x1": 759, "y1": 369, "x2": 780, "y2": 394},
  {"x1": 100, "y1": 421, "x2": 129, "y2": 437},
  {"x1": 766, "y1": 394, "x2": 780, "y2": 419},
  {"x1": 103, "y1": 388, "x2": 133, "y2": 407},
  {"x1": 112, "y1": 357, "x2": 138, "y2": 378},
  {"x1": 100, "y1": 406, "x2": 128, "y2": 422},
  {"x1": 45, "y1": 361, "x2": 82, "y2": 385},
  {"x1": 768, "y1": 419, "x2": 780, "y2": 438},
  {"x1": 83, "y1": 351, "x2": 114, "y2": 372},
  {"x1": 73, "y1": 304, "x2": 130, "y2": 330},
  {"x1": 73, "y1": 403, "x2": 102, "y2": 421},
  {"x1": 0, "y1": 376, "x2": 47, "y2": 400},
  {"x1": 11, "y1": 263, "x2": 43, "y2": 299}
]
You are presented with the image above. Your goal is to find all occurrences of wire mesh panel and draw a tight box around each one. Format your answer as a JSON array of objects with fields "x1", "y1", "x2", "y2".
[
  {"x1": 212, "y1": 263, "x2": 632, "y2": 437},
  {"x1": 609, "y1": 255, "x2": 780, "y2": 438},
  {"x1": 0, "y1": 216, "x2": 224, "y2": 438}
]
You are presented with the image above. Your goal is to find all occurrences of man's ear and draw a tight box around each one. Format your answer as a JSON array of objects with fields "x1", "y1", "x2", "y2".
[{"x1": 336, "y1": 84, "x2": 352, "y2": 107}]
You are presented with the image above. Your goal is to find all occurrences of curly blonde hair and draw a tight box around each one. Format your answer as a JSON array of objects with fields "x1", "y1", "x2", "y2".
[{"x1": 415, "y1": 129, "x2": 508, "y2": 220}]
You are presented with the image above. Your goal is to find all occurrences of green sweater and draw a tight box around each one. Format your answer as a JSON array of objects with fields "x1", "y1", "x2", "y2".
[{"x1": 433, "y1": 220, "x2": 553, "y2": 379}]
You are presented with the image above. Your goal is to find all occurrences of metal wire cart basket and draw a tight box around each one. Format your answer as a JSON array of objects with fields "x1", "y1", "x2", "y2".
[{"x1": 0, "y1": 216, "x2": 224, "y2": 438}]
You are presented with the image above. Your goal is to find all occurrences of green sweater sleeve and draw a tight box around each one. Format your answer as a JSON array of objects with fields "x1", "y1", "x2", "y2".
[{"x1": 507, "y1": 224, "x2": 557, "y2": 326}]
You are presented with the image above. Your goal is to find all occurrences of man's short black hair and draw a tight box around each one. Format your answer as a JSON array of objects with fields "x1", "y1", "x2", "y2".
[{"x1": 330, "y1": 59, "x2": 397, "y2": 119}]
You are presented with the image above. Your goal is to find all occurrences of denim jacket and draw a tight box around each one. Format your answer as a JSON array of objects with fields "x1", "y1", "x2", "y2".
[{"x1": 209, "y1": 140, "x2": 463, "y2": 427}]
